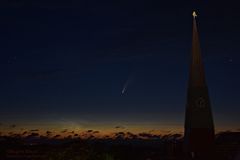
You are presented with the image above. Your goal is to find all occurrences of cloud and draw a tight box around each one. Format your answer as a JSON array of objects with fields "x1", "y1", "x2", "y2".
[
  {"x1": 138, "y1": 133, "x2": 161, "y2": 139},
  {"x1": 27, "y1": 133, "x2": 39, "y2": 138},
  {"x1": 10, "y1": 124, "x2": 16, "y2": 128},
  {"x1": 87, "y1": 130, "x2": 93, "y2": 133},
  {"x1": 114, "y1": 132, "x2": 126, "y2": 139},
  {"x1": 115, "y1": 126, "x2": 125, "y2": 129},
  {"x1": 161, "y1": 134, "x2": 182, "y2": 140},
  {"x1": 160, "y1": 130, "x2": 172, "y2": 134},
  {"x1": 22, "y1": 131, "x2": 28, "y2": 135},
  {"x1": 93, "y1": 131, "x2": 100, "y2": 134},
  {"x1": 103, "y1": 135, "x2": 109, "y2": 138},
  {"x1": 80, "y1": 130, "x2": 100, "y2": 139},
  {"x1": 126, "y1": 132, "x2": 137, "y2": 139},
  {"x1": 61, "y1": 129, "x2": 68, "y2": 133},
  {"x1": 46, "y1": 131, "x2": 52, "y2": 136},
  {"x1": 53, "y1": 135, "x2": 61, "y2": 139},
  {"x1": 87, "y1": 135, "x2": 95, "y2": 140},
  {"x1": 170, "y1": 134, "x2": 182, "y2": 139},
  {"x1": 30, "y1": 129, "x2": 39, "y2": 132},
  {"x1": 66, "y1": 135, "x2": 72, "y2": 139}
]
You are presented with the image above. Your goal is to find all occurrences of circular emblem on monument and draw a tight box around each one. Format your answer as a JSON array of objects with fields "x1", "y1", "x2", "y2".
[{"x1": 195, "y1": 97, "x2": 206, "y2": 108}]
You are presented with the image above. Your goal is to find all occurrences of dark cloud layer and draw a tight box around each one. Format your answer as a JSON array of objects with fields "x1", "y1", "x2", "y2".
[{"x1": 0, "y1": 0, "x2": 239, "y2": 132}]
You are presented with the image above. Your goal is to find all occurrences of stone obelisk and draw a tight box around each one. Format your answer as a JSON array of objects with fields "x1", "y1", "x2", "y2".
[{"x1": 184, "y1": 11, "x2": 215, "y2": 160}]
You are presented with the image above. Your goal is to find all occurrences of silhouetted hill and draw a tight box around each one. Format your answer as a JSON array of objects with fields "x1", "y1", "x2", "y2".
[{"x1": 0, "y1": 131, "x2": 239, "y2": 160}]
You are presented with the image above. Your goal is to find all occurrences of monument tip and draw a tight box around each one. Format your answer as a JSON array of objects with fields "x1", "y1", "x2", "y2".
[{"x1": 192, "y1": 11, "x2": 197, "y2": 18}]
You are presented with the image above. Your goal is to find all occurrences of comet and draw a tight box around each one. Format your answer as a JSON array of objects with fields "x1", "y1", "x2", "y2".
[
  {"x1": 122, "y1": 75, "x2": 134, "y2": 94},
  {"x1": 122, "y1": 80, "x2": 130, "y2": 94},
  {"x1": 122, "y1": 87, "x2": 126, "y2": 94}
]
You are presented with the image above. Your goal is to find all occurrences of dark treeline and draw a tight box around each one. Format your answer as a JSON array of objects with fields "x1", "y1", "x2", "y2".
[{"x1": 0, "y1": 131, "x2": 239, "y2": 160}]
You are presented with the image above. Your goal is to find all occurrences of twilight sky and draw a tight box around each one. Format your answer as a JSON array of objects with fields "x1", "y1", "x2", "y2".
[{"x1": 0, "y1": 0, "x2": 240, "y2": 134}]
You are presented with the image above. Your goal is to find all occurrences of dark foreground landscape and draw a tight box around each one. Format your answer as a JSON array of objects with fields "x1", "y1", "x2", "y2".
[{"x1": 0, "y1": 131, "x2": 240, "y2": 160}]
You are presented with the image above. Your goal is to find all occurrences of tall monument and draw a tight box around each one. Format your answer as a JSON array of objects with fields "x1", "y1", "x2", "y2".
[{"x1": 184, "y1": 11, "x2": 215, "y2": 159}]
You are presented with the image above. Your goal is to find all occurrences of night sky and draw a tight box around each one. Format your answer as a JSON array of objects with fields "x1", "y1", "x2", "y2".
[{"x1": 0, "y1": 0, "x2": 240, "y2": 134}]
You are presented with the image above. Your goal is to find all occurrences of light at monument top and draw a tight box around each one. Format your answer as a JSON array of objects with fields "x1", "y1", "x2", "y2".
[{"x1": 192, "y1": 11, "x2": 197, "y2": 18}]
